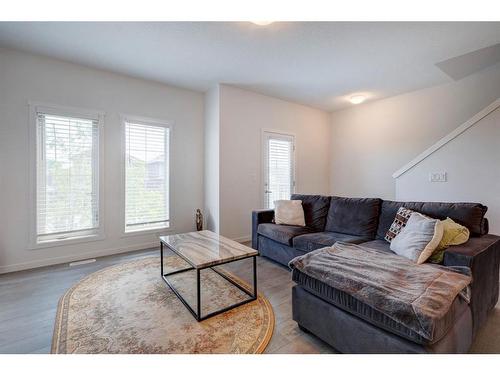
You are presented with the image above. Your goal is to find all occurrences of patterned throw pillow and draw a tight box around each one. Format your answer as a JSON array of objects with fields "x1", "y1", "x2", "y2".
[{"x1": 384, "y1": 207, "x2": 415, "y2": 242}]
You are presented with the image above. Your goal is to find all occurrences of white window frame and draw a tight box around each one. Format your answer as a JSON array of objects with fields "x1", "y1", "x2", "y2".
[
  {"x1": 120, "y1": 115, "x2": 173, "y2": 236},
  {"x1": 28, "y1": 102, "x2": 105, "y2": 249},
  {"x1": 261, "y1": 129, "x2": 296, "y2": 209}
]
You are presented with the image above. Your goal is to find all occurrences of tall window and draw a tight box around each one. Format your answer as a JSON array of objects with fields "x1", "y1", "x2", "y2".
[
  {"x1": 263, "y1": 131, "x2": 295, "y2": 209},
  {"x1": 125, "y1": 120, "x2": 170, "y2": 232},
  {"x1": 36, "y1": 110, "x2": 101, "y2": 243}
]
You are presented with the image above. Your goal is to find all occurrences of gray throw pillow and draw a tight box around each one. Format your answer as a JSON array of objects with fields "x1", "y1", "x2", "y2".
[
  {"x1": 390, "y1": 212, "x2": 444, "y2": 264},
  {"x1": 274, "y1": 200, "x2": 306, "y2": 226}
]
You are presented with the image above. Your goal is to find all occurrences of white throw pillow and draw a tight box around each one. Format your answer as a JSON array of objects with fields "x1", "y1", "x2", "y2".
[
  {"x1": 274, "y1": 200, "x2": 305, "y2": 226},
  {"x1": 390, "y1": 212, "x2": 444, "y2": 264}
]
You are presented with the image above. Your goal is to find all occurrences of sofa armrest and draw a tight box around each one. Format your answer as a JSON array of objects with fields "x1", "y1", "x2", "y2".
[
  {"x1": 252, "y1": 209, "x2": 274, "y2": 250},
  {"x1": 443, "y1": 235, "x2": 500, "y2": 267},
  {"x1": 443, "y1": 234, "x2": 500, "y2": 336}
]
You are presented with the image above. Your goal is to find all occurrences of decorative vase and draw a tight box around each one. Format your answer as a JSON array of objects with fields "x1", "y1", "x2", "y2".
[{"x1": 196, "y1": 209, "x2": 203, "y2": 231}]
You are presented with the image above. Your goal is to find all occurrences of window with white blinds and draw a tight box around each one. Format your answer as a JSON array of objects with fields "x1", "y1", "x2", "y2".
[
  {"x1": 263, "y1": 131, "x2": 295, "y2": 209},
  {"x1": 36, "y1": 112, "x2": 100, "y2": 243},
  {"x1": 125, "y1": 120, "x2": 170, "y2": 232}
]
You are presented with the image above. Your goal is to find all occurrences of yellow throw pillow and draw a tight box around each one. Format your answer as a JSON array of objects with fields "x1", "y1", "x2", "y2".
[
  {"x1": 428, "y1": 218, "x2": 470, "y2": 263},
  {"x1": 437, "y1": 217, "x2": 470, "y2": 249}
]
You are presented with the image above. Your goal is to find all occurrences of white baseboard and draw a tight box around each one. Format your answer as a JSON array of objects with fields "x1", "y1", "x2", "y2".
[
  {"x1": 0, "y1": 242, "x2": 159, "y2": 274},
  {"x1": 232, "y1": 235, "x2": 251, "y2": 243}
]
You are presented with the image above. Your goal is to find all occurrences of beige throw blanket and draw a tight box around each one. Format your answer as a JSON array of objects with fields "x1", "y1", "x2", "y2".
[{"x1": 289, "y1": 242, "x2": 472, "y2": 341}]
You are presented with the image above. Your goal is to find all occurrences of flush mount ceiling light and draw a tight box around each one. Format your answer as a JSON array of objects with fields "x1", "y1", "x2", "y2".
[
  {"x1": 349, "y1": 95, "x2": 366, "y2": 104},
  {"x1": 250, "y1": 21, "x2": 274, "y2": 26}
]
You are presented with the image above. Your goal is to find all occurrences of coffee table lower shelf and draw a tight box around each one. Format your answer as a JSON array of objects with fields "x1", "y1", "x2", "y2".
[{"x1": 160, "y1": 243, "x2": 257, "y2": 321}]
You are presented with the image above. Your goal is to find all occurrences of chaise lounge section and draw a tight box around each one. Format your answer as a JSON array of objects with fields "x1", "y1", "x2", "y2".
[{"x1": 251, "y1": 194, "x2": 500, "y2": 353}]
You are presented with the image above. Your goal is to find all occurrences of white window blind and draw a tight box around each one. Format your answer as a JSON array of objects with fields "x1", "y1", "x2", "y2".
[
  {"x1": 36, "y1": 113, "x2": 100, "y2": 242},
  {"x1": 263, "y1": 132, "x2": 295, "y2": 209},
  {"x1": 125, "y1": 121, "x2": 169, "y2": 232}
]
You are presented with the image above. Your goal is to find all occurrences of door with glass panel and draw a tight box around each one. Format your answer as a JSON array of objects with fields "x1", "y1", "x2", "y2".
[{"x1": 262, "y1": 131, "x2": 295, "y2": 209}]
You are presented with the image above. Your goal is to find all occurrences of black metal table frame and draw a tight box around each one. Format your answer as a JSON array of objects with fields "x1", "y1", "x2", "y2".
[{"x1": 160, "y1": 240, "x2": 257, "y2": 321}]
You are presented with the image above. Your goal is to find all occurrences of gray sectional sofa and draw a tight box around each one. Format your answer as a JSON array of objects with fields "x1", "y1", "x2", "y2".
[{"x1": 251, "y1": 194, "x2": 500, "y2": 353}]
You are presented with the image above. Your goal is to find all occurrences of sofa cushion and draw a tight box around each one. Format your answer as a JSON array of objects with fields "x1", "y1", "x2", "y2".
[
  {"x1": 325, "y1": 196, "x2": 381, "y2": 237},
  {"x1": 258, "y1": 235, "x2": 308, "y2": 266},
  {"x1": 291, "y1": 194, "x2": 331, "y2": 231},
  {"x1": 292, "y1": 267, "x2": 470, "y2": 345},
  {"x1": 257, "y1": 223, "x2": 314, "y2": 246},
  {"x1": 293, "y1": 231, "x2": 370, "y2": 252},
  {"x1": 376, "y1": 200, "x2": 488, "y2": 240},
  {"x1": 360, "y1": 239, "x2": 393, "y2": 253}
]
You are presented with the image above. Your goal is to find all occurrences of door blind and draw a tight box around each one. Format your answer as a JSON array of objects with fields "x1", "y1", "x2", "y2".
[
  {"x1": 125, "y1": 121, "x2": 169, "y2": 232},
  {"x1": 265, "y1": 133, "x2": 294, "y2": 209},
  {"x1": 36, "y1": 113, "x2": 99, "y2": 241}
]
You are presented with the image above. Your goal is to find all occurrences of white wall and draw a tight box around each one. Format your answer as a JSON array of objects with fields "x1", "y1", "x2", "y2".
[
  {"x1": 219, "y1": 85, "x2": 331, "y2": 240},
  {"x1": 4, "y1": 45, "x2": 498, "y2": 272},
  {"x1": 396, "y1": 106, "x2": 500, "y2": 235},
  {"x1": 203, "y1": 85, "x2": 220, "y2": 232},
  {"x1": 330, "y1": 63, "x2": 500, "y2": 199},
  {"x1": 0, "y1": 48, "x2": 204, "y2": 273}
]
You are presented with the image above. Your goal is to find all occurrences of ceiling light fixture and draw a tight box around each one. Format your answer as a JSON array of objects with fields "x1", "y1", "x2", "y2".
[
  {"x1": 349, "y1": 95, "x2": 366, "y2": 105},
  {"x1": 251, "y1": 21, "x2": 274, "y2": 26}
]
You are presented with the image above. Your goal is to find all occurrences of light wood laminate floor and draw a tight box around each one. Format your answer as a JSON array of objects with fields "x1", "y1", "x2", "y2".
[{"x1": 0, "y1": 246, "x2": 499, "y2": 353}]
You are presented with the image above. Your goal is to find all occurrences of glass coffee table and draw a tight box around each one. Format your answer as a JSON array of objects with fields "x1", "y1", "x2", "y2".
[{"x1": 159, "y1": 230, "x2": 258, "y2": 321}]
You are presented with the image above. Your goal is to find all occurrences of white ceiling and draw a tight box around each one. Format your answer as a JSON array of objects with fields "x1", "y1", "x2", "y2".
[{"x1": 0, "y1": 22, "x2": 499, "y2": 111}]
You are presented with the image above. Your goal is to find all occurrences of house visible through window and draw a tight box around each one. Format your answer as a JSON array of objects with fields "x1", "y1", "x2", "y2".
[
  {"x1": 36, "y1": 111, "x2": 101, "y2": 243},
  {"x1": 125, "y1": 120, "x2": 170, "y2": 232}
]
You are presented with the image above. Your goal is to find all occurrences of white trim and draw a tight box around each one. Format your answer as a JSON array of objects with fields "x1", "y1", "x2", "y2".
[
  {"x1": 120, "y1": 226, "x2": 174, "y2": 238},
  {"x1": 120, "y1": 114, "x2": 174, "y2": 235},
  {"x1": 28, "y1": 101, "x2": 105, "y2": 120},
  {"x1": 261, "y1": 129, "x2": 296, "y2": 209},
  {"x1": 0, "y1": 242, "x2": 159, "y2": 275},
  {"x1": 30, "y1": 233, "x2": 106, "y2": 250},
  {"x1": 27, "y1": 102, "x2": 106, "y2": 249},
  {"x1": 393, "y1": 98, "x2": 500, "y2": 179},
  {"x1": 120, "y1": 113, "x2": 173, "y2": 128},
  {"x1": 69, "y1": 259, "x2": 97, "y2": 267}
]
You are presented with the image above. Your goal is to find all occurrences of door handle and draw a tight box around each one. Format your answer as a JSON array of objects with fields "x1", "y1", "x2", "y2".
[{"x1": 265, "y1": 190, "x2": 272, "y2": 194}]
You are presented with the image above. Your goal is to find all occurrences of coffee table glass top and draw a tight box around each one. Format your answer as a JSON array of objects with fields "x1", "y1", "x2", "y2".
[{"x1": 160, "y1": 230, "x2": 258, "y2": 268}]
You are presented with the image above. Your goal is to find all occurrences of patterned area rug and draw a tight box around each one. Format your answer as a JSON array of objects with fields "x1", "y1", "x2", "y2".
[{"x1": 52, "y1": 256, "x2": 274, "y2": 353}]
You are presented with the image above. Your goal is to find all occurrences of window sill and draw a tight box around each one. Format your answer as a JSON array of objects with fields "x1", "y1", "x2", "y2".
[
  {"x1": 121, "y1": 226, "x2": 174, "y2": 238},
  {"x1": 28, "y1": 233, "x2": 105, "y2": 250}
]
